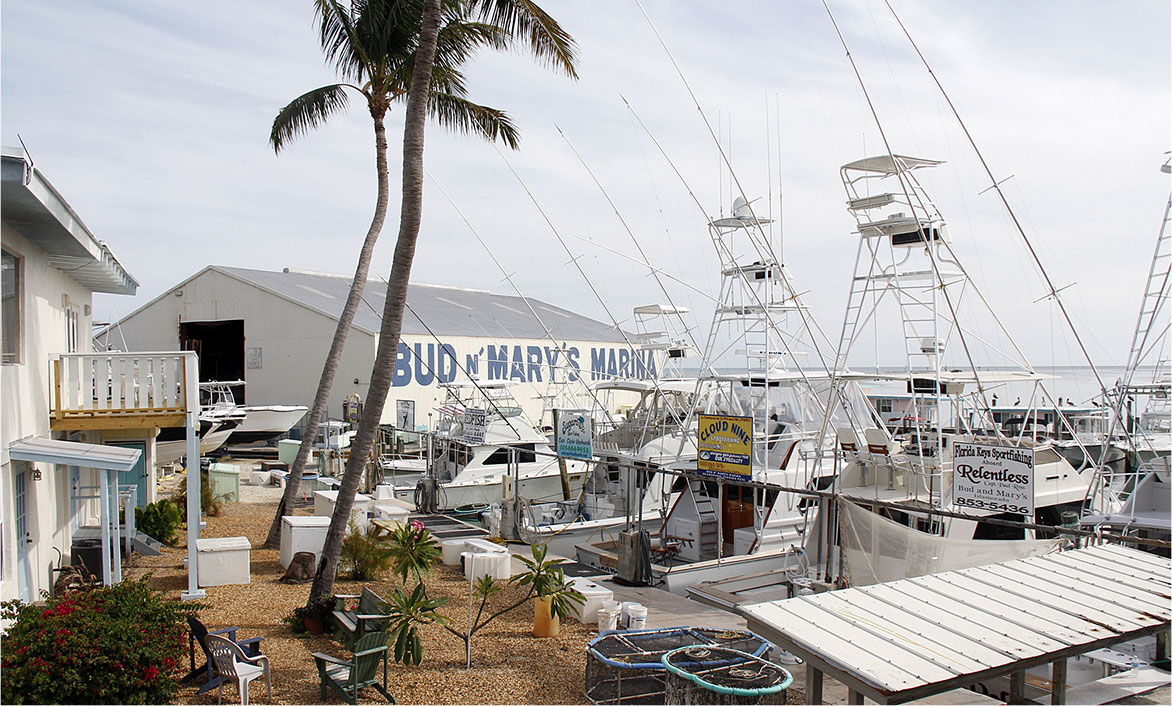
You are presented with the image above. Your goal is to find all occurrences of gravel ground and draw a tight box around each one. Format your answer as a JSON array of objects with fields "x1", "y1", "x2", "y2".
[{"x1": 129, "y1": 472, "x2": 596, "y2": 705}]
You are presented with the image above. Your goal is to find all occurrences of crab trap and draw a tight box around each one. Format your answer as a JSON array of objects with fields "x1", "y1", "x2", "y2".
[
  {"x1": 584, "y1": 627, "x2": 775, "y2": 704},
  {"x1": 661, "y1": 645, "x2": 792, "y2": 704}
]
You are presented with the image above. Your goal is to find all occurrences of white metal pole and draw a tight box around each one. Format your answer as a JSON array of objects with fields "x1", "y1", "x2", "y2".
[
  {"x1": 99, "y1": 469, "x2": 111, "y2": 585},
  {"x1": 182, "y1": 353, "x2": 205, "y2": 600}
]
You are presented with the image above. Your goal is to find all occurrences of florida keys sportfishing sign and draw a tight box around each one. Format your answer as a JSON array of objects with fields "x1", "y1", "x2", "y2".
[
  {"x1": 952, "y1": 442, "x2": 1035, "y2": 516},
  {"x1": 697, "y1": 415, "x2": 753, "y2": 480}
]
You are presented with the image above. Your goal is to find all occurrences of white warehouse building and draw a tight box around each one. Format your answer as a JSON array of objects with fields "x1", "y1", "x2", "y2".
[{"x1": 98, "y1": 265, "x2": 659, "y2": 433}]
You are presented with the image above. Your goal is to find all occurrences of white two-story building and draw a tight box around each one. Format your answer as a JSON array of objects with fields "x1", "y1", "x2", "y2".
[{"x1": 1, "y1": 147, "x2": 199, "y2": 603}]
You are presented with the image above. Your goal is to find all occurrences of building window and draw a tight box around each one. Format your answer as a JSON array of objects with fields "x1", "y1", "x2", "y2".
[{"x1": 2, "y1": 249, "x2": 20, "y2": 363}]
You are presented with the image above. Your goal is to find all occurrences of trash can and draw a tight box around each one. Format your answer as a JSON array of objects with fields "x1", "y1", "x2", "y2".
[{"x1": 70, "y1": 539, "x2": 103, "y2": 577}]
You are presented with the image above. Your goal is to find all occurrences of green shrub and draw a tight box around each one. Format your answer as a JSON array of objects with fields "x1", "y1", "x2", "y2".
[
  {"x1": 0, "y1": 577, "x2": 197, "y2": 704},
  {"x1": 134, "y1": 500, "x2": 182, "y2": 545},
  {"x1": 339, "y1": 521, "x2": 393, "y2": 581},
  {"x1": 174, "y1": 471, "x2": 229, "y2": 518}
]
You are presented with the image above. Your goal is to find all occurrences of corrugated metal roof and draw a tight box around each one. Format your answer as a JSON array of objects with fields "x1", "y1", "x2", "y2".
[
  {"x1": 214, "y1": 265, "x2": 625, "y2": 340},
  {"x1": 741, "y1": 544, "x2": 1171, "y2": 704}
]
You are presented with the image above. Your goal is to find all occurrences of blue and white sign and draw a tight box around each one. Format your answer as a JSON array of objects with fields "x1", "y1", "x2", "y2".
[
  {"x1": 555, "y1": 409, "x2": 592, "y2": 460},
  {"x1": 463, "y1": 408, "x2": 487, "y2": 444}
]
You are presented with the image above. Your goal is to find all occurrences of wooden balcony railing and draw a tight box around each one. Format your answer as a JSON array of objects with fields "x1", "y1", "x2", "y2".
[{"x1": 50, "y1": 352, "x2": 198, "y2": 430}]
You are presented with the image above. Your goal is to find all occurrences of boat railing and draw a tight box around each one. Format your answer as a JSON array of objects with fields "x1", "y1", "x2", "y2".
[{"x1": 50, "y1": 351, "x2": 198, "y2": 430}]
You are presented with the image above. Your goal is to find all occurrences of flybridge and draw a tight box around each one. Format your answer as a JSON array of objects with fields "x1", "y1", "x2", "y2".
[{"x1": 389, "y1": 341, "x2": 658, "y2": 387}]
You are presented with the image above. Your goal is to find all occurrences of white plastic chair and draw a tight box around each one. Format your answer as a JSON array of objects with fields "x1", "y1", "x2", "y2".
[{"x1": 205, "y1": 633, "x2": 272, "y2": 705}]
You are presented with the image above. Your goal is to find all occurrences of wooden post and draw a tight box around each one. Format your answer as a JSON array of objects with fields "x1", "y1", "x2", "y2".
[
  {"x1": 848, "y1": 690, "x2": 865, "y2": 705},
  {"x1": 1009, "y1": 670, "x2": 1026, "y2": 704},
  {"x1": 1051, "y1": 658, "x2": 1067, "y2": 705},
  {"x1": 1157, "y1": 629, "x2": 1169, "y2": 662},
  {"x1": 806, "y1": 664, "x2": 823, "y2": 705}
]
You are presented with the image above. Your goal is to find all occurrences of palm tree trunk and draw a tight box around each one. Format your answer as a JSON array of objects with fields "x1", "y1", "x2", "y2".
[
  {"x1": 310, "y1": 0, "x2": 442, "y2": 601},
  {"x1": 263, "y1": 107, "x2": 392, "y2": 549}
]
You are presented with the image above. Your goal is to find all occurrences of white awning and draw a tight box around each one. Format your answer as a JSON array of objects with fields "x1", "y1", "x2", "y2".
[
  {"x1": 8, "y1": 436, "x2": 141, "y2": 472},
  {"x1": 741, "y1": 544, "x2": 1171, "y2": 704}
]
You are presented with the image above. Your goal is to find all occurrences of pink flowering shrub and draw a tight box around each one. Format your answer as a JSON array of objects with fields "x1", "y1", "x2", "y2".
[{"x1": 0, "y1": 577, "x2": 196, "y2": 704}]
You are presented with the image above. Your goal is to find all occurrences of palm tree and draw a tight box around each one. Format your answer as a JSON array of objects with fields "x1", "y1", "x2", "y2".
[
  {"x1": 265, "y1": 0, "x2": 577, "y2": 548},
  {"x1": 307, "y1": 0, "x2": 577, "y2": 601}
]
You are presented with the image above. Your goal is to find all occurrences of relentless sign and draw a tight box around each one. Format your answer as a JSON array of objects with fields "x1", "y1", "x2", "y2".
[
  {"x1": 555, "y1": 409, "x2": 592, "y2": 460},
  {"x1": 463, "y1": 408, "x2": 487, "y2": 444},
  {"x1": 952, "y1": 442, "x2": 1035, "y2": 516},
  {"x1": 396, "y1": 399, "x2": 415, "y2": 430},
  {"x1": 697, "y1": 414, "x2": 753, "y2": 480}
]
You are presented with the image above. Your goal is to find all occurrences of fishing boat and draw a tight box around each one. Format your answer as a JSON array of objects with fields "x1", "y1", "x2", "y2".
[
  {"x1": 808, "y1": 154, "x2": 1109, "y2": 585},
  {"x1": 382, "y1": 381, "x2": 589, "y2": 511},
  {"x1": 574, "y1": 196, "x2": 874, "y2": 593},
  {"x1": 200, "y1": 381, "x2": 308, "y2": 445}
]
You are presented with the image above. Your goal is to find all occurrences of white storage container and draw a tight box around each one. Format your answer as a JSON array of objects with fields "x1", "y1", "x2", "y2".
[
  {"x1": 462, "y1": 551, "x2": 510, "y2": 582},
  {"x1": 197, "y1": 536, "x2": 251, "y2": 587},
  {"x1": 464, "y1": 537, "x2": 507, "y2": 554},
  {"x1": 569, "y1": 577, "x2": 614, "y2": 624},
  {"x1": 313, "y1": 490, "x2": 371, "y2": 530},
  {"x1": 373, "y1": 503, "x2": 411, "y2": 523},
  {"x1": 249, "y1": 470, "x2": 272, "y2": 486},
  {"x1": 279, "y1": 515, "x2": 331, "y2": 568},
  {"x1": 442, "y1": 539, "x2": 466, "y2": 566}
]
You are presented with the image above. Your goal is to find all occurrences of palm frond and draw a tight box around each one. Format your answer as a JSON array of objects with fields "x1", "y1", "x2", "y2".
[
  {"x1": 270, "y1": 84, "x2": 354, "y2": 154},
  {"x1": 314, "y1": 0, "x2": 371, "y2": 82},
  {"x1": 470, "y1": 0, "x2": 579, "y2": 78},
  {"x1": 428, "y1": 91, "x2": 520, "y2": 149}
]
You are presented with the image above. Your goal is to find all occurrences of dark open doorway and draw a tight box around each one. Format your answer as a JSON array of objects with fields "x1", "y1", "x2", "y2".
[{"x1": 179, "y1": 319, "x2": 245, "y2": 402}]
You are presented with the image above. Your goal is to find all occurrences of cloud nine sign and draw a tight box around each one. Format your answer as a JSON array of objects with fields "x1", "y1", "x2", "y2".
[
  {"x1": 952, "y1": 441, "x2": 1035, "y2": 516},
  {"x1": 697, "y1": 414, "x2": 753, "y2": 481}
]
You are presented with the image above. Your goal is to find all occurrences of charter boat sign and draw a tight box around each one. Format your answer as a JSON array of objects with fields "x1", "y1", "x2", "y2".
[
  {"x1": 554, "y1": 409, "x2": 592, "y2": 460},
  {"x1": 952, "y1": 441, "x2": 1035, "y2": 516},
  {"x1": 697, "y1": 414, "x2": 753, "y2": 481}
]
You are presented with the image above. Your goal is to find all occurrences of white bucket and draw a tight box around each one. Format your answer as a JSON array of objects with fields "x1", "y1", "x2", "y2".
[
  {"x1": 620, "y1": 602, "x2": 643, "y2": 629},
  {"x1": 598, "y1": 607, "x2": 620, "y2": 632},
  {"x1": 627, "y1": 604, "x2": 648, "y2": 630}
]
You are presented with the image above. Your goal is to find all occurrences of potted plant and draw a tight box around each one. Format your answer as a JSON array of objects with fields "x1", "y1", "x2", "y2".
[
  {"x1": 293, "y1": 595, "x2": 335, "y2": 635},
  {"x1": 513, "y1": 543, "x2": 585, "y2": 638}
]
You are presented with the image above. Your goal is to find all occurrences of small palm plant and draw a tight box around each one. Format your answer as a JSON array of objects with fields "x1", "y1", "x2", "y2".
[
  {"x1": 512, "y1": 543, "x2": 586, "y2": 623},
  {"x1": 385, "y1": 582, "x2": 449, "y2": 666},
  {"x1": 386, "y1": 519, "x2": 441, "y2": 586}
]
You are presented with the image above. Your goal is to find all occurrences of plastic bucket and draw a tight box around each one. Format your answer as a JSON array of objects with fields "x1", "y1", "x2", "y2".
[
  {"x1": 627, "y1": 604, "x2": 648, "y2": 630},
  {"x1": 598, "y1": 607, "x2": 620, "y2": 632},
  {"x1": 620, "y1": 602, "x2": 643, "y2": 629}
]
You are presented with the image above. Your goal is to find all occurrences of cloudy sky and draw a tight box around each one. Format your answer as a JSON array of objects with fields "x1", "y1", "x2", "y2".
[{"x1": 3, "y1": 0, "x2": 1168, "y2": 371}]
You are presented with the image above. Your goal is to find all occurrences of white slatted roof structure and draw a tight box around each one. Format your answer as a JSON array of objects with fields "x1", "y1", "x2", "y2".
[{"x1": 741, "y1": 544, "x2": 1171, "y2": 704}]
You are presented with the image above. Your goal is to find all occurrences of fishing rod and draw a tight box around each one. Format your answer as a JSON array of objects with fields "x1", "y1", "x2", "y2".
[{"x1": 425, "y1": 170, "x2": 621, "y2": 431}]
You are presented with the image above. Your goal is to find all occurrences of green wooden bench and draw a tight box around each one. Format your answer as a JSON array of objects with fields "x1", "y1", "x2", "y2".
[{"x1": 332, "y1": 587, "x2": 390, "y2": 648}]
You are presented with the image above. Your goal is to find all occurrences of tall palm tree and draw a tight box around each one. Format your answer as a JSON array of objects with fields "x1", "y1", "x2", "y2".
[
  {"x1": 307, "y1": 0, "x2": 577, "y2": 600},
  {"x1": 265, "y1": 0, "x2": 577, "y2": 548}
]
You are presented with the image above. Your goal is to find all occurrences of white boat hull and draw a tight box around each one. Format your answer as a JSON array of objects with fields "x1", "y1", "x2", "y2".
[{"x1": 227, "y1": 405, "x2": 308, "y2": 444}]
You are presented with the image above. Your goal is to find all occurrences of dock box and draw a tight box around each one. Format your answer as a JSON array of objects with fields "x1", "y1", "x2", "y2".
[
  {"x1": 314, "y1": 490, "x2": 370, "y2": 529},
  {"x1": 208, "y1": 463, "x2": 241, "y2": 503},
  {"x1": 569, "y1": 577, "x2": 614, "y2": 624},
  {"x1": 197, "y1": 536, "x2": 251, "y2": 586},
  {"x1": 279, "y1": 515, "x2": 331, "y2": 568}
]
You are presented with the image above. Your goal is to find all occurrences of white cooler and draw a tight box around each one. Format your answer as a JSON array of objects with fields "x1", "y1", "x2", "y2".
[
  {"x1": 462, "y1": 551, "x2": 510, "y2": 582},
  {"x1": 249, "y1": 470, "x2": 272, "y2": 486},
  {"x1": 569, "y1": 577, "x2": 614, "y2": 624},
  {"x1": 373, "y1": 503, "x2": 411, "y2": 523},
  {"x1": 197, "y1": 537, "x2": 251, "y2": 587},
  {"x1": 442, "y1": 539, "x2": 466, "y2": 566},
  {"x1": 314, "y1": 490, "x2": 371, "y2": 530},
  {"x1": 279, "y1": 515, "x2": 331, "y2": 568}
]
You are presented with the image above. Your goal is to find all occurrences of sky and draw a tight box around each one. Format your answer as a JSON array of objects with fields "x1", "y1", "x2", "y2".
[{"x1": 2, "y1": 0, "x2": 1169, "y2": 372}]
